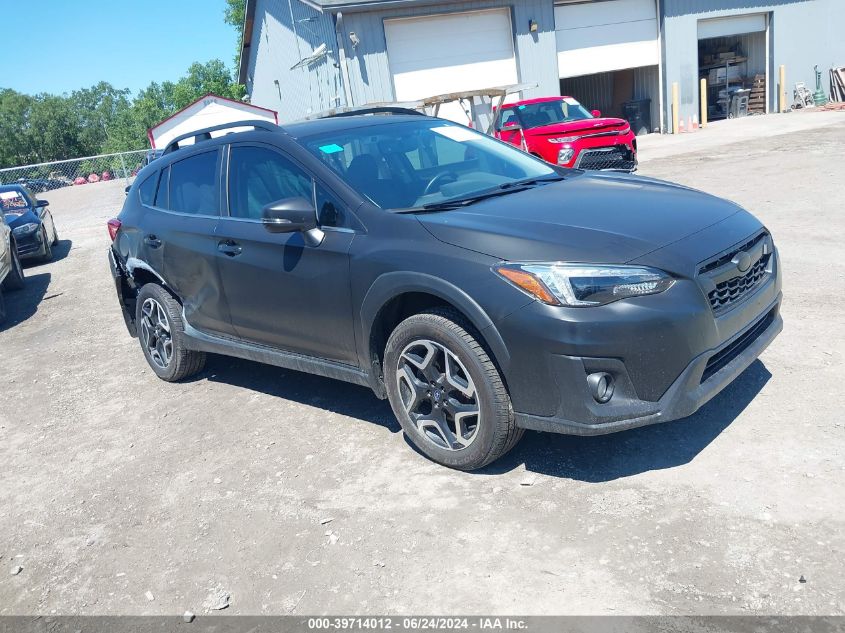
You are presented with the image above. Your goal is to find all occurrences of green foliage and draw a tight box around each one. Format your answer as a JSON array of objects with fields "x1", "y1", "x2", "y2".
[
  {"x1": 0, "y1": 60, "x2": 247, "y2": 168},
  {"x1": 224, "y1": 0, "x2": 247, "y2": 70}
]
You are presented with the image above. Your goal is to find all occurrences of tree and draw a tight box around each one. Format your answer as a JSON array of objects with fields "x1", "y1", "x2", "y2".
[
  {"x1": 0, "y1": 59, "x2": 246, "y2": 167},
  {"x1": 224, "y1": 0, "x2": 247, "y2": 68}
]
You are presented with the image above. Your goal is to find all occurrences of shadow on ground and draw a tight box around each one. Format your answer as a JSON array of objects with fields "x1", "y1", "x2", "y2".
[
  {"x1": 201, "y1": 355, "x2": 401, "y2": 433},
  {"x1": 0, "y1": 272, "x2": 51, "y2": 332},
  {"x1": 489, "y1": 360, "x2": 772, "y2": 482},
  {"x1": 21, "y1": 239, "x2": 72, "y2": 266},
  {"x1": 195, "y1": 353, "x2": 771, "y2": 482}
]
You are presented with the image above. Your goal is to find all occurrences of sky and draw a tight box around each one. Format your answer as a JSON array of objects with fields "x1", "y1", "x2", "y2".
[{"x1": 1, "y1": 0, "x2": 239, "y2": 96}]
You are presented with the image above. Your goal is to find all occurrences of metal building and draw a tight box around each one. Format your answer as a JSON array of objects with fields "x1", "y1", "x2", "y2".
[{"x1": 239, "y1": 0, "x2": 845, "y2": 133}]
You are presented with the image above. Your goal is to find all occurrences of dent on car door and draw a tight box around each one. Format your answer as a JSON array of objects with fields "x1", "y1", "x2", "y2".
[
  {"x1": 149, "y1": 149, "x2": 234, "y2": 336},
  {"x1": 215, "y1": 143, "x2": 358, "y2": 364}
]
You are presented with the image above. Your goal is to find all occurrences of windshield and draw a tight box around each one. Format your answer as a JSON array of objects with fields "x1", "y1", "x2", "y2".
[
  {"x1": 0, "y1": 189, "x2": 31, "y2": 215},
  {"x1": 507, "y1": 98, "x2": 594, "y2": 129},
  {"x1": 302, "y1": 119, "x2": 556, "y2": 210}
]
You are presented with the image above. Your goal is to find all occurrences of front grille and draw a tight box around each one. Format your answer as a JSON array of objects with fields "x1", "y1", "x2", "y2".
[
  {"x1": 699, "y1": 232, "x2": 768, "y2": 276},
  {"x1": 576, "y1": 146, "x2": 636, "y2": 171},
  {"x1": 701, "y1": 308, "x2": 776, "y2": 383},
  {"x1": 708, "y1": 252, "x2": 771, "y2": 312}
]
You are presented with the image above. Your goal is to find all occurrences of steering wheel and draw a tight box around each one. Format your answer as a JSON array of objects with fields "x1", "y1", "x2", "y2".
[{"x1": 422, "y1": 171, "x2": 459, "y2": 196}]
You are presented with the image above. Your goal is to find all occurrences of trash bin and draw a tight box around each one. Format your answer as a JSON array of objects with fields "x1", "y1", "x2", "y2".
[{"x1": 623, "y1": 99, "x2": 652, "y2": 136}]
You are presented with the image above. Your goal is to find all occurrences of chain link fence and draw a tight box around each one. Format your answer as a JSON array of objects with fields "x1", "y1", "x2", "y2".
[{"x1": 0, "y1": 149, "x2": 150, "y2": 193}]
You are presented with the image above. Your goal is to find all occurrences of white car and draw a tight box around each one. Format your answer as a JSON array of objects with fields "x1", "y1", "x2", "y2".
[{"x1": 0, "y1": 212, "x2": 26, "y2": 322}]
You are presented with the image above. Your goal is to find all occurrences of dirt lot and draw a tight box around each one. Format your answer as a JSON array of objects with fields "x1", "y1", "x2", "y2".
[{"x1": 1, "y1": 114, "x2": 844, "y2": 616}]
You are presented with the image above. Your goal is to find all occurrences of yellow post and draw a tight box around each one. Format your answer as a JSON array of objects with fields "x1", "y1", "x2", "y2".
[
  {"x1": 671, "y1": 82, "x2": 680, "y2": 134},
  {"x1": 779, "y1": 65, "x2": 787, "y2": 113},
  {"x1": 700, "y1": 78, "x2": 708, "y2": 128}
]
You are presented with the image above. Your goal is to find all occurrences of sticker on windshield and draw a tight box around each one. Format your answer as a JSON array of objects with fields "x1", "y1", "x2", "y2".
[
  {"x1": 563, "y1": 97, "x2": 580, "y2": 106},
  {"x1": 431, "y1": 126, "x2": 477, "y2": 142},
  {"x1": 0, "y1": 191, "x2": 27, "y2": 211},
  {"x1": 518, "y1": 105, "x2": 526, "y2": 110},
  {"x1": 319, "y1": 143, "x2": 345, "y2": 154}
]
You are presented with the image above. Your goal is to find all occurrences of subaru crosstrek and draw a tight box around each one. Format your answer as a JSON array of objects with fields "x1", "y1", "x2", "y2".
[{"x1": 107, "y1": 113, "x2": 782, "y2": 470}]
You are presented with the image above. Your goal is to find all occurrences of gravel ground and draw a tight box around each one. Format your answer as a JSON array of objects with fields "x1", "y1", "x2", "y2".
[{"x1": 1, "y1": 115, "x2": 843, "y2": 616}]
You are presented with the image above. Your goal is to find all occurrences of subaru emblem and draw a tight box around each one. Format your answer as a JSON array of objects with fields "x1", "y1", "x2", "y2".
[{"x1": 732, "y1": 251, "x2": 753, "y2": 273}]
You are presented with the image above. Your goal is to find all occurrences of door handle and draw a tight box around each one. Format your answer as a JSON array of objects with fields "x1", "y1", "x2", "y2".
[
  {"x1": 217, "y1": 240, "x2": 242, "y2": 257},
  {"x1": 144, "y1": 235, "x2": 162, "y2": 248}
]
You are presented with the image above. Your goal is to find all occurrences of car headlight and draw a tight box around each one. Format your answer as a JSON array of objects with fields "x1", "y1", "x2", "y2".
[
  {"x1": 494, "y1": 263, "x2": 675, "y2": 307},
  {"x1": 548, "y1": 136, "x2": 580, "y2": 144},
  {"x1": 12, "y1": 223, "x2": 39, "y2": 237}
]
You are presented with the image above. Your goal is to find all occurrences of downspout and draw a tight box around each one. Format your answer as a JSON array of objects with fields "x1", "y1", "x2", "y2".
[
  {"x1": 334, "y1": 11, "x2": 355, "y2": 108},
  {"x1": 656, "y1": 0, "x2": 665, "y2": 133}
]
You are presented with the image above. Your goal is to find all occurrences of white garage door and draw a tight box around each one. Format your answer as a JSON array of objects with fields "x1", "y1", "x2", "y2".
[
  {"x1": 555, "y1": 0, "x2": 659, "y2": 78},
  {"x1": 384, "y1": 9, "x2": 518, "y2": 121}
]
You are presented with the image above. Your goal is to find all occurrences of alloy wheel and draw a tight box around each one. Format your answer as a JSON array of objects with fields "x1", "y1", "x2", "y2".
[
  {"x1": 140, "y1": 297, "x2": 173, "y2": 370},
  {"x1": 396, "y1": 339, "x2": 480, "y2": 450}
]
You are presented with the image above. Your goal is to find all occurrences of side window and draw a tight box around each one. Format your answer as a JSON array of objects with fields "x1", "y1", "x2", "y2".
[
  {"x1": 498, "y1": 108, "x2": 518, "y2": 130},
  {"x1": 154, "y1": 168, "x2": 169, "y2": 208},
  {"x1": 137, "y1": 171, "x2": 158, "y2": 206},
  {"x1": 168, "y1": 151, "x2": 219, "y2": 215},
  {"x1": 228, "y1": 146, "x2": 312, "y2": 220},
  {"x1": 315, "y1": 183, "x2": 346, "y2": 228}
]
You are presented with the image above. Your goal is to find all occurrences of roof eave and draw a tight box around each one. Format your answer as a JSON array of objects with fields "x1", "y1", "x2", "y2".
[{"x1": 237, "y1": 0, "x2": 257, "y2": 85}]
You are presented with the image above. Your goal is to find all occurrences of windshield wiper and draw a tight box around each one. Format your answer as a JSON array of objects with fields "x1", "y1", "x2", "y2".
[
  {"x1": 397, "y1": 174, "x2": 565, "y2": 214},
  {"x1": 498, "y1": 174, "x2": 565, "y2": 189}
]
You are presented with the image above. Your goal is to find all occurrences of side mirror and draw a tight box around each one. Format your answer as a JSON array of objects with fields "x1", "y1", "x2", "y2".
[
  {"x1": 591, "y1": 109, "x2": 602, "y2": 118},
  {"x1": 36, "y1": 199, "x2": 49, "y2": 208},
  {"x1": 502, "y1": 121, "x2": 522, "y2": 131},
  {"x1": 261, "y1": 197, "x2": 323, "y2": 246}
]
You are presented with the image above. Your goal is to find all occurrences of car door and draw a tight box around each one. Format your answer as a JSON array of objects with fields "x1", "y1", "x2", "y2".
[
  {"x1": 496, "y1": 106, "x2": 520, "y2": 144},
  {"x1": 214, "y1": 142, "x2": 358, "y2": 365},
  {"x1": 0, "y1": 214, "x2": 10, "y2": 281},
  {"x1": 144, "y1": 148, "x2": 234, "y2": 337}
]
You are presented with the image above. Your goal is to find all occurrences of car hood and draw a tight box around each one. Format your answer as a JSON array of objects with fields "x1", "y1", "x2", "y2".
[
  {"x1": 415, "y1": 172, "x2": 750, "y2": 264},
  {"x1": 4, "y1": 210, "x2": 37, "y2": 228},
  {"x1": 525, "y1": 117, "x2": 629, "y2": 138}
]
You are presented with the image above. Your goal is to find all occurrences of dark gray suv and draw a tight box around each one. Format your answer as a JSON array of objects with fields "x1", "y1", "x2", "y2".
[{"x1": 107, "y1": 114, "x2": 782, "y2": 470}]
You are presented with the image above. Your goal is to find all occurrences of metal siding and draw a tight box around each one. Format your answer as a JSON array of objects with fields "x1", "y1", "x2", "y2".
[
  {"x1": 247, "y1": 0, "x2": 346, "y2": 121},
  {"x1": 661, "y1": 0, "x2": 845, "y2": 131},
  {"x1": 339, "y1": 0, "x2": 559, "y2": 105}
]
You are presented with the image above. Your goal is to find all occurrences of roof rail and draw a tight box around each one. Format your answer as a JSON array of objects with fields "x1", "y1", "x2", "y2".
[
  {"x1": 307, "y1": 105, "x2": 426, "y2": 120},
  {"x1": 162, "y1": 119, "x2": 279, "y2": 154}
]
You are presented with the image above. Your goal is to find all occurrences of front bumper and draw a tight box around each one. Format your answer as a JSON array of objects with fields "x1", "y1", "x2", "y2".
[
  {"x1": 15, "y1": 228, "x2": 44, "y2": 259},
  {"x1": 514, "y1": 300, "x2": 782, "y2": 435},
  {"x1": 493, "y1": 253, "x2": 782, "y2": 436}
]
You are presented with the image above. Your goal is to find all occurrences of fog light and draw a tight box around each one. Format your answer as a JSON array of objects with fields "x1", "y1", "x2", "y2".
[
  {"x1": 587, "y1": 372, "x2": 614, "y2": 403},
  {"x1": 557, "y1": 148, "x2": 575, "y2": 164}
]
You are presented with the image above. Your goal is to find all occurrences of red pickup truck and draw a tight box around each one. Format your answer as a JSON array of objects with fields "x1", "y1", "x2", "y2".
[{"x1": 492, "y1": 96, "x2": 637, "y2": 171}]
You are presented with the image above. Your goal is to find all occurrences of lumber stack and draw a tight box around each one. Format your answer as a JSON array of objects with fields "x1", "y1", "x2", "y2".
[
  {"x1": 748, "y1": 74, "x2": 766, "y2": 113},
  {"x1": 830, "y1": 67, "x2": 845, "y2": 103}
]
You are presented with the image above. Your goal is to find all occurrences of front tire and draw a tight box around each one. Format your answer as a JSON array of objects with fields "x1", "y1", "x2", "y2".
[
  {"x1": 135, "y1": 283, "x2": 206, "y2": 382},
  {"x1": 2, "y1": 246, "x2": 25, "y2": 291},
  {"x1": 40, "y1": 228, "x2": 53, "y2": 262},
  {"x1": 384, "y1": 308, "x2": 523, "y2": 470}
]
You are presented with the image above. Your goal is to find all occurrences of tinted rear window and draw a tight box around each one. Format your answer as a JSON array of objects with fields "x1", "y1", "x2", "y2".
[
  {"x1": 168, "y1": 151, "x2": 218, "y2": 215},
  {"x1": 138, "y1": 172, "x2": 158, "y2": 206}
]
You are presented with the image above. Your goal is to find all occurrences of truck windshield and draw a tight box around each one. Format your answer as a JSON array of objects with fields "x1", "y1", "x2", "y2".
[
  {"x1": 302, "y1": 119, "x2": 556, "y2": 210},
  {"x1": 518, "y1": 99, "x2": 594, "y2": 129}
]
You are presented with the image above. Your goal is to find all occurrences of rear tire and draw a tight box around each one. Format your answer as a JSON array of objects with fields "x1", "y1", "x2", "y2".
[
  {"x1": 384, "y1": 308, "x2": 523, "y2": 470},
  {"x1": 2, "y1": 246, "x2": 25, "y2": 291},
  {"x1": 135, "y1": 283, "x2": 206, "y2": 382}
]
